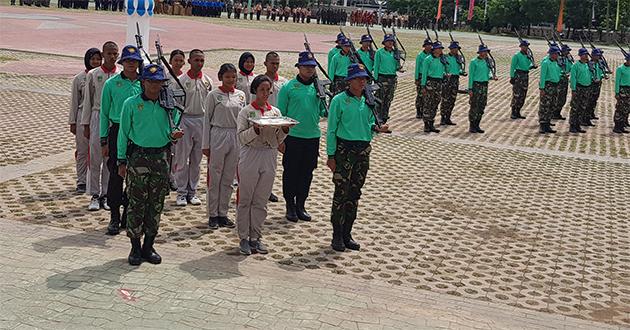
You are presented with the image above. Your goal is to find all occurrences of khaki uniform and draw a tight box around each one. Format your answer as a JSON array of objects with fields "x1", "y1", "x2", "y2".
[{"x1": 69, "y1": 70, "x2": 89, "y2": 188}]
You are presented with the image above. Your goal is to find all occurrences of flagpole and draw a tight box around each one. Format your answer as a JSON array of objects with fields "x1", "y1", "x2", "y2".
[{"x1": 615, "y1": 0, "x2": 621, "y2": 30}]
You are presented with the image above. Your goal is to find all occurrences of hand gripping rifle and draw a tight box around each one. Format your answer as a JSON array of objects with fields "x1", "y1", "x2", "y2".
[
  {"x1": 578, "y1": 35, "x2": 601, "y2": 83},
  {"x1": 339, "y1": 28, "x2": 389, "y2": 131},
  {"x1": 585, "y1": 32, "x2": 613, "y2": 76},
  {"x1": 478, "y1": 33, "x2": 497, "y2": 80},
  {"x1": 515, "y1": 29, "x2": 537, "y2": 69},
  {"x1": 383, "y1": 26, "x2": 406, "y2": 72},
  {"x1": 366, "y1": 26, "x2": 378, "y2": 61},
  {"x1": 134, "y1": 23, "x2": 186, "y2": 131},
  {"x1": 303, "y1": 33, "x2": 333, "y2": 117},
  {"x1": 449, "y1": 31, "x2": 467, "y2": 76}
]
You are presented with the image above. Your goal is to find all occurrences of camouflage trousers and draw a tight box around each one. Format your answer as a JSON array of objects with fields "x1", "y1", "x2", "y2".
[
  {"x1": 614, "y1": 86, "x2": 630, "y2": 124},
  {"x1": 376, "y1": 75, "x2": 397, "y2": 123},
  {"x1": 569, "y1": 85, "x2": 591, "y2": 127},
  {"x1": 331, "y1": 139, "x2": 371, "y2": 227},
  {"x1": 554, "y1": 76, "x2": 569, "y2": 117},
  {"x1": 588, "y1": 81, "x2": 602, "y2": 118},
  {"x1": 469, "y1": 82, "x2": 488, "y2": 122},
  {"x1": 331, "y1": 76, "x2": 348, "y2": 95},
  {"x1": 538, "y1": 82, "x2": 559, "y2": 124},
  {"x1": 440, "y1": 75, "x2": 459, "y2": 120},
  {"x1": 125, "y1": 146, "x2": 170, "y2": 239},
  {"x1": 510, "y1": 70, "x2": 529, "y2": 112},
  {"x1": 422, "y1": 78, "x2": 443, "y2": 121},
  {"x1": 415, "y1": 76, "x2": 423, "y2": 118}
]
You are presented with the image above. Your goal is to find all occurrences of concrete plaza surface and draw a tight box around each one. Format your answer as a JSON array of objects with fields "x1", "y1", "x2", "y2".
[{"x1": 1, "y1": 4, "x2": 630, "y2": 330}]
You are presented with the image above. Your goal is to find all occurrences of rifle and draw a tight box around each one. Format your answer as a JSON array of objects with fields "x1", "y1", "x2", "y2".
[
  {"x1": 448, "y1": 32, "x2": 467, "y2": 77},
  {"x1": 135, "y1": 24, "x2": 186, "y2": 130},
  {"x1": 424, "y1": 29, "x2": 433, "y2": 43},
  {"x1": 382, "y1": 26, "x2": 406, "y2": 72},
  {"x1": 478, "y1": 34, "x2": 497, "y2": 80},
  {"x1": 303, "y1": 33, "x2": 333, "y2": 117},
  {"x1": 366, "y1": 26, "x2": 378, "y2": 61},
  {"x1": 615, "y1": 41, "x2": 630, "y2": 59},
  {"x1": 578, "y1": 35, "x2": 601, "y2": 83},
  {"x1": 584, "y1": 32, "x2": 613, "y2": 75},
  {"x1": 552, "y1": 31, "x2": 574, "y2": 64},
  {"x1": 515, "y1": 29, "x2": 537, "y2": 69},
  {"x1": 339, "y1": 28, "x2": 389, "y2": 130},
  {"x1": 544, "y1": 34, "x2": 568, "y2": 75}
]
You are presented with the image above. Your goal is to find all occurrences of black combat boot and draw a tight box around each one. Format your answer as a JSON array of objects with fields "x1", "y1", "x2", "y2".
[
  {"x1": 331, "y1": 222, "x2": 345, "y2": 252},
  {"x1": 539, "y1": 123, "x2": 547, "y2": 134},
  {"x1": 423, "y1": 120, "x2": 431, "y2": 132},
  {"x1": 546, "y1": 123, "x2": 557, "y2": 133},
  {"x1": 429, "y1": 121, "x2": 440, "y2": 133},
  {"x1": 296, "y1": 198, "x2": 311, "y2": 221},
  {"x1": 476, "y1": 120, "x2": 485, "y2": 133},
  {"x1": 510, "y1": 109, "x2": 519, "y2": 120},
  {"x1": 469, "y1": 120, "x2": 477, "y2": 133},
  {"x1": 343, "y1": 218, "x2": 360, "y2": 251},
  {"x1": 285, "y1": 198, "x2": 298, "y2": 222},
  {"x1": 517, "y1": 110, "x2": 526, "y2": 119},
  {"x1": 107, "y1": 207, "x2": 121, "y2": 235},
  {"x1": 581, "y1": 119, "x2": 594, "y2": 127},
  {"x1": 141, "y1": 235, "x2": 162, "y2": 264},
  {"x1": 128, "y1": 238, "x2": 142, "y2": 266},
  {"x1": 443, "y1": 117, "x2": 456, "y2": 125}
]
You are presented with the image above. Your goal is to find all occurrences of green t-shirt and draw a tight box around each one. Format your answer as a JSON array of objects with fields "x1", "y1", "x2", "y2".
[
  {"x1": 615, "y1": 64, "x2": 630, "y2": 94},
  {"x1": 117, "y1": 94, "x2": 179, "y2": 160},
  {"x1": 277, "y1": 78, "x2": 327, "y2": 139},
  {"x1": 421, "y1": 55, "x2": 446, "y2": 86},
  {"x1": 373, "y1": 47, "x2": 397, "y2": 80},
  {"x1": 570, "y1": 61, "x2": 593, "y2": 90},
  {"x1": 446, "y1": 54, "x2": 463, "y2": 75},
  {"x1": 357, "y1": 48, "x2": 374, "y2": 74},
  {"x1": 510, "y1": 51, "x2": 534, "y2": 78},
  {"x1": 468, "y1": 57, "x2": 492, "y2": 89},
  {"x1": 330, "y1": 52, "x2": 352, "y2": 80},
  {"x1": 327, "y1": 47, "x2": 341, "y2": 74},
  {"x1": 414, "y1": 51, "x2": 431, "y2": 80},
  {"x1": 539, "y1": 57, "x2": 562, "y2": 89},
  {"x1": 326, "y1": 91, "x2": 376, "y2": 157},
  {"x1": 100, "y1": 72, "x2": 142, "y2": 138}
]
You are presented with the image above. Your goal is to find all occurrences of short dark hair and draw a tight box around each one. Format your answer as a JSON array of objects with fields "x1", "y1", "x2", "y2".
[
  {"x1": 250, "y1": 74, "x2": 273, "y2": 94},
  {"x1": 102, "y1": 41, "x2": 118, "y2": 51},
  {"x1": 189, "y1": 49, "x2": 204, "y2": 58},
  {"x1": 265, "y1": 51, "x2": 280, "y2": 62},
  {"x1": 169, "y1": 49, "x2": 185, "y2": 62},
  {"x1": 218, "y1": 63, "x2": 237, "y2": 81}
]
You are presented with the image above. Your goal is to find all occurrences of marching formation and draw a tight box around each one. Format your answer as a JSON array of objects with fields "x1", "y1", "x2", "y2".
[{"x1": 68, "y1": 29, "x2": 629, "y2": 265}]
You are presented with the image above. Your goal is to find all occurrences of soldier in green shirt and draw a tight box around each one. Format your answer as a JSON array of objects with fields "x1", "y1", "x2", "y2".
[
  {"x1": 117, "y1": 64, "x2": 184, "y2": 265},
  {"x1": 588, "y1": 48, "x2": 605, "y2": 122},
  {"x1": 373, "y1": 34, "x2": 399, "y2": 124},
  {"x1": 420, "y1": 41, "x2": 447, "y2": 133},
  {"x1": 538, "y1": 46, "x2": 562, "y2": 134},
  {"x1": 613, "y1": 52, "x2": 630, "y2": 134},
  {"x1": 468, "y1": 44, "x2": 496, "y2": 133},
  {"x1": 327, "y1": 33, "x2": 345, "y2": 71},
  {"x1": 568, "y1": 48, "x2": 593, "y2": 133},
  {"x1": 100, "y1": 45, "x2": 143, "y2": 235},
  {"x1": 509, "y1": 39, "x2": 535, "y2": 120},
  {"x1": 326, "y1": 63, "x2": 389, "y2": 252},
  {"x1": 440, "y1": 41, "x2": 465, "y2": 126},
  {"x1": 329, "y1": 37, "x2": 352, "y2": 95},
  {"x1": 357, "y1": 34, "x2": 374, "y2": 74},
  {"x1": 277, "y1": 52, "x2": 327, "y2": 222},
  {"x1": 415, "y1": 39, "x2": 433, "y2": 119},
  {"x1": 553, "y1": 44, "x2": 573, "y2": 120}
]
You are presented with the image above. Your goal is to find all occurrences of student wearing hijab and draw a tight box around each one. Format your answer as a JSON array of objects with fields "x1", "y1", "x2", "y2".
[
  {"x1": 69, "y1": 48, "x2": 102, "y2": 194},
  {"x1": 236, "y1": 52, "x2": 256, "y2": 104}
]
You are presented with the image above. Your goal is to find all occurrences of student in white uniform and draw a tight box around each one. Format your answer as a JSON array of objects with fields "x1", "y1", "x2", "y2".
[
  {"x1": 262, "y1": 51, "x2": 288, "y2": 107},
  {"x1": 236, "y1": 52, "x2": 255, "y2": 103},
  {"x1": 69, "y1": 48, "x2": 101, "y2": 194},
  {"x1": 174, "y1": 49, "x2": 213, "y2": 207},
  {"x1": 202, "y1": 64, "x2": 245, "y2": 230},
  {"x1": 236, "y1": 75, "x2": 291, "y2": 255},
  {"x1": 81, "y1": 41, "x2": 119, "y2": 211},
  {"x1": 165, "y1": 49, "x2": 185, "y2": 192}
]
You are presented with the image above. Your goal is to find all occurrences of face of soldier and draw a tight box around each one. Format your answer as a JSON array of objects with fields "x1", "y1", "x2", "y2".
[
  {"x1": 550, "y1": 53, "x2": 559, "y2": 61},
  {"x1": 142, "y1": 80, "x2": 162, "y2": 100},
  {"x1": 479, "y1": 51, "x2": 488, "y2": 59},
  {"x1": 449, "y1": 48, "x2": 458, "y2": 56},
  {"x1": 433, "y1": 48, "x2": 443, "y2": 56},
  {"x1": 424, "y1": 45, "x2": 432, "y2": 53},
  {"x1": 342, "y1": 45, "x2": 351, "y2": 54},
  {"x1": 102, "y1": 46, "x2": 119, "y2": 67},
  {"x1": 297, "y1": 65, "x2": 316, "y2": 80},
  {"x1": 348, "y1": 77, "x2": 367, "y2": 96},
  {"x1": 189, "y1": 53, "x2": 205, "y2": 73},
  {"x1": 592, "y1": 54, "x2": 600, "y2": 61},
  {"x1": 254, "y1": 81, "x2": 272, "y2": 103},
  {"x1": 384, "y1": 41, "x2": 394, "y2": 50},
  {"x1": 244, "y1": 58, "x2": 255, "y2": 72},
  {"x1": 122, "y1": 60, "x2": 140, "y2": 75},
  {"x1": 264, "y1": 56, "x2": 280, "y2": 75},
  {"x1": 221, "y1": 70, "x2": 237, "y2": 88},
  {"x1": 361, "y1": 41, "x2": 370, "y2": 50},
  {"x1": 170, "y1": 54, "x2": 185, "y2": 73},
  {"x1": 520, "y1": 45, "x2": 529, "y2": 53},
  {"x1": 89, "y1": 54, "x2": 103, "y2": 70},
  {"x1": 580, "y1": 54, "x2": 589, "y2": 62}
]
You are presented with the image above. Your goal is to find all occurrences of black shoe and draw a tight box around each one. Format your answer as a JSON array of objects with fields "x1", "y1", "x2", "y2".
[
  {"x1": 331, "y1": 222, "x2": 345, "y2": 252},
  {"x1": 423, "y1": 120, "x2": 431, "y2": 132},
  {"x1": 343, "y1": 218, "x2": 360, "y2": 251},
  {"x1": 546, "y1": 123, "x2": 557, "y2": 133},
  {"x1": 285, "y1": 200, "x2": 298, "y2": 222},
  {"x1": 549, "y1": 122, "x2": 556, "y2": 126},
  {"x1": 76, "y1": 184, "x2": 86, "y2": 194},
  {"x1": 208, "y1": 216, "x2": 219, "y2": 230},
  {"x1": 141, "y1": 235, "x2": 162, "y2": 264},
  {"x1": 107, "y1": 209, "x2": 121, "y2": 235},
  {"x1": 128, "y1": 238, "x2": 142, "y2": 266},
  {"x1": 591, "y1": 115, "x2": 599, "y2": 120},
  {"x1": 582, "y1": 120, "x2": 595, "y2": 127},
  {"x1": 476, "y1": 120, "x2": 485, "y2": 134},
  {"x1": 539, "y1": 123, "x2": 547, "y2": 134},
  {"x1": 218, "y1": 216, "x2": 235, "y2": 228},
  {"x1": 518, "y1": 112, "x2": 526, "y2": 119},
  {"x1": 443, "y1": 118, "x2": 456, "y2": 125},
  {"x1": 429, "y1": 121, "x2": 440, "y2": 133},
  {"x1": 613, "y1": 122, "x2": 623, "y2": 134},
  {"x1": 510, "y1": 110, "x2": 519, "y2": 120},
  {"x1": 268, "y1": 193, "x2": 278, "y2": 203},
  {"x1": 296, "y1": 199, "x2": 311, "y2": 221}
]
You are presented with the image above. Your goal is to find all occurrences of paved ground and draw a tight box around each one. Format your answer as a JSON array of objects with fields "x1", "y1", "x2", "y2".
[{"x1": 1, "y1": 4, "x2": 630, "y2": 330}]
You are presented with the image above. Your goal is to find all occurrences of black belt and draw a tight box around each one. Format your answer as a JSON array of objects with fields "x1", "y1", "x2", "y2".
[
  {"x1": 427, "y1": 77, "x2": 444, "y2": 82},
  {"x1": 379, "y1": 74, "x2": 397, "y2": 78},
  {"x1": 129, "y1": 143, "x2": 170, "y2": 155},
  {"x1": 545, "y1": 82, "x2": 559, "y2": 86},
  {"x1": 337, "y1": 137, "x2": 370, "y2": 150},
  {"x1": 473, "y1": 81, "x2": 488, "y2": 86},
  {"x1": 577, "y1": 83, "x2": 591, "y2": 88},
  {"x1": 515, "y1": 69, "x2": 529, "y2": 74}
]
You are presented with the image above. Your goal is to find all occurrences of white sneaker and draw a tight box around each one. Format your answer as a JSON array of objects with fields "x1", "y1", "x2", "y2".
[
  {"x1": 101, "y1": 197, "x2": 110, "y2": 211},
  {"x1": 88, "y1": 196, "x2": 100, "y2": 211},
  {"x1": 188, "y1": 196, "x2": 202, "y2": 205},
  {"x1": 176, "y1": 196, "x2": 187, "y2": 206}
]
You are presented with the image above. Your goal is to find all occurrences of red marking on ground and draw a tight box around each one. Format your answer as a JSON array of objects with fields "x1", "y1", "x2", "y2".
[{"x1": 117, "y1": 288, "x2": 138, "y2": 302}]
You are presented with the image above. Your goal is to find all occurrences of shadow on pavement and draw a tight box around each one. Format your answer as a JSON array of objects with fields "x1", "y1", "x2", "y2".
[
  {"x1": 46, "y1": 258, "x2": 135, "y2": 292},
  {"x1": 32, "y1": 230, "x2": 116, "y2": 253},
  {"x1": 179, "y1": 251, "x2": 246, "y2": 280}
]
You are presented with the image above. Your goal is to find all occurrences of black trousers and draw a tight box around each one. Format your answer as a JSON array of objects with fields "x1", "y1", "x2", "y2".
[
  {"x1": 106, "y1": 124, "x2": 128, "y2": 215},
  {"x1": 282, "y1": 136, "x2": 319, "y2": 205}
]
